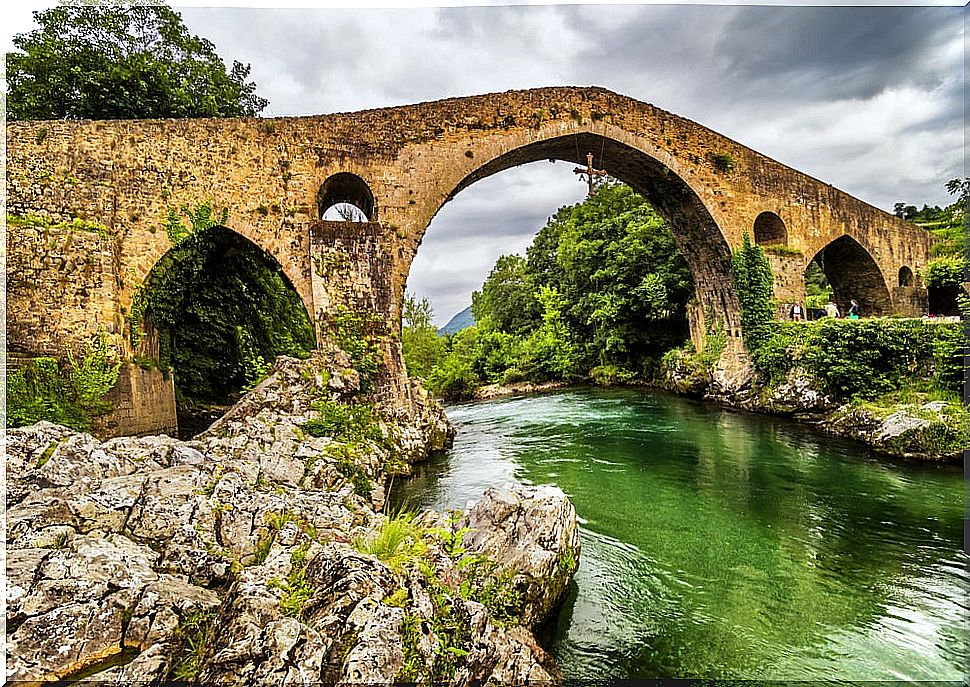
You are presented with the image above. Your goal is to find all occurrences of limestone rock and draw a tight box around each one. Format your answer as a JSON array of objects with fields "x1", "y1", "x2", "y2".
[
  {"x1": 761, "y1": 367, "x2": 835, "y2": 416},
  {"x1": 828, "y1": 401, "x2": 965, "y2": 462},
  {"x1": 460, "y1": 484, "x2": 580, "y2": 629},
  {"x1": 5, "y1": 353, "x2": 580, "y2": 685}
]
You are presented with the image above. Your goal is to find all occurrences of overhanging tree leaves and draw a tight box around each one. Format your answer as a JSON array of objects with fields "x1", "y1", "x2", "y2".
[{"x1": 7, "y1": 2, "x2": 268, "y2": 121}]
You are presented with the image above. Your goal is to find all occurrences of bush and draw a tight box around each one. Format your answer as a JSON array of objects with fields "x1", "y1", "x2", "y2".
[
  {"x1": 732, "y1": 234, "x2": 775, "y2": 355},
  {"x1": 427, "y1": 355, "x2": 480, "y2": 400},
  {"x1": 923, "y1": 255, "x2": 966, "y2": 288},
  {"x1": 301, "y1": 399, "x2": 383, "y2": 443},
  {"x1": 589, "y1": 364, "x2": 637, "y2": 386},
  {"x1": 752, "y1": 318, "x2": 961, "y2": 401},
  {"x1": 7, "y1": 329, "x2": 121, "y2": 430}
]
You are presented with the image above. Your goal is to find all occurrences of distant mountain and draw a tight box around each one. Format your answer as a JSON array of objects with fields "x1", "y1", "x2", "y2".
[{"x1": 438, "y1": 305, "x2": 475, "y2": 335}]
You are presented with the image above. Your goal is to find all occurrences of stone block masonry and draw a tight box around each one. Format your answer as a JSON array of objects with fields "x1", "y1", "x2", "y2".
[{"x1": 5, "y1": 86, "x2": 934, "y2": 436}]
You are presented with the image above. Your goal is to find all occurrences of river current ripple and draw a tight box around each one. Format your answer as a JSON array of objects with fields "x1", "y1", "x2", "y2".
[{"x1": 392, "y1": 388, "x2": 968, "y2": 681}]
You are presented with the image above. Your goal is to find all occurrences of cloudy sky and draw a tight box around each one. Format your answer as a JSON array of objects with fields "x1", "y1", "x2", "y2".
[{"x1": 3, "y1": 2, "x2": 964, "y2": 325}]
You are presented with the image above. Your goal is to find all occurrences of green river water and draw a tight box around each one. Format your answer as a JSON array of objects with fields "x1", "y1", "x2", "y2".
[{"x1": 392, "y1": 388, "x2": 968, "y2": 681}]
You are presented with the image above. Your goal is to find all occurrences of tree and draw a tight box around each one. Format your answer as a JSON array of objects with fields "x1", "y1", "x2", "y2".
[
  {"x1": 550, "y1": 183, "x2": 694, "y2": 372},
  {"x1": 7, "y1": 2, "x2": 268, "y2": 121},
  {"x1": 471, "y1": 255, "x2": 540, "y2": 334},
  {"x1": 401, "y1": 295, "x2": 446, "y2": 379},
  {"x1": 471, "y1": 182, "x2": 694, "y2": 381}
]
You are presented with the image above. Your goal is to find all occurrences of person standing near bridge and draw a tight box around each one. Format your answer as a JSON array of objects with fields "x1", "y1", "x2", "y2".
[
  {"x1": 848, "y1": 300, "x2": 860, "y2": 319},
  {"x1": 825, "y1": 301, "x2": 841, "y2": 318}
]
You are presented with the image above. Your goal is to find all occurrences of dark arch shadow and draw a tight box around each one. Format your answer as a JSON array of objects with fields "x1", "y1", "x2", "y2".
[
  {"x1": 431, "y1": 132, "x2": 738, "y2": 329},
  {"x1": 754, "y1": 211, "x2": 788, "y2": 246},
  {"x1": 136, "y1": 225, "x2": 316, "y2": 435},
  {"x1": 807, "y1": 235, "x2": 891, "y2": 316},
  {"x1": 898, "y1": 266, "x2": 914, "y2": 287},
  {"x1": 317, "y1": 172, "x2": 376, "y2": 221}
]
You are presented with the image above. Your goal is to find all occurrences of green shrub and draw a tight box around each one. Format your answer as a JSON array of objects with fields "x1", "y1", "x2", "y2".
[
  {"x1": 710, "y1": 152, "x2": 736, "y2": 173},
  {"x1": 427, "y1": 354, "x2": 480, "y2": 400},
  {"x1": 301, "y1": 399, "x2": 383, "y2": 443},
  {"x1": 732, "y1": 234, "x2": 775, "y2": 356},
  {"x1": 923, "y1": 255, "x2": 966, "y2": 288},
  {"x1": 931, "y1": 322, "x2": 965, "y2": 394},
  {"x1": 589, "y1": 364, "x2": 637, "y2": 386},
  {"x1": 7, "y1": 329, "x2": 121, "y2": 430},
  {"x1": 752, "y1": 318, "x2": 961, "y2": 401}
]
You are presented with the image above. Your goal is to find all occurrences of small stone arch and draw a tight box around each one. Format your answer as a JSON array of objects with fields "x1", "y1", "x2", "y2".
[
  {"x1": 808, "y1": 235, "x2": 891, "y2": 316},
  {"x1": 753, "y1": 211, "x2": 788, "y2": 246},
  {"x1": 317, "y1": 172, "x2": 376, "y2": 221},
  {"x1": 898, "y1": 265, "x2": 914, "y2": 287}
]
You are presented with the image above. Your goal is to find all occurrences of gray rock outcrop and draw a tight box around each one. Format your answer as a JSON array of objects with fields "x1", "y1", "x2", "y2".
[{"x1": 5, "y1": 353, "x2": 580, "y2": 684}]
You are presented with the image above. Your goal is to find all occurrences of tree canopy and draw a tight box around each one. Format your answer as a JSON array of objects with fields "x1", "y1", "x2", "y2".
[
  {"x1": 403, "y1": 183, "x2": 696, "y2": 398},
  {"x1": 7, "y1": 3, "x2": 268, "y2": 121}
]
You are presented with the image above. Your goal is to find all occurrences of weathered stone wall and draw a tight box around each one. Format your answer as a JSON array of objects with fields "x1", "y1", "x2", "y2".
[
  {"x1": 5, "y1": 222, "x2": 120, "y2": 358},
  {"x1": 98, "y1": 363, "x2": 178, "y2": 437},
  {"x1": 309, "y1": 220, "x2": 412, "y2": 412},
  {"x1": 5, "y1": 86, "x2": 935, "y2": 436}
]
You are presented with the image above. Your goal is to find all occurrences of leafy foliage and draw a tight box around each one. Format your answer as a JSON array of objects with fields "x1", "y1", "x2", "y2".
[
  {"x1": 132, "y1": 213, "x2": 314, "y2": 405},
  {"x1": 402, "y1": 295, "x2": 446, "y2": 379},
  {"x1": 7, "y1": 3, "x2": 267, "y2": 121},
  {"x1": 471, "y1": 255, "x2": 539, "y2": 334},
  {"x1": 301, "y1": 399, "x2": 383, "y2": 443},
  {"x1": 7, "y1": 329, "x2": 121, "y2": 430},
  {"x1": 426, "y1": 328, "x2": 482, "y2": 400},
  {"x1": 753, "y1": 319, "x2": 963, "y2": 400},
  {"x1": 268, "y1": 543, "x2": 316, "y2": 620},
  {"x1": 732, "y1": 233, "x2": 775, "y2": 354},
  {"x1": 327, "y1": 307, "x2": 383, "y2": 393},
  {"x1": 923, "y1": 255, "x2": 965, "y2": 288}
]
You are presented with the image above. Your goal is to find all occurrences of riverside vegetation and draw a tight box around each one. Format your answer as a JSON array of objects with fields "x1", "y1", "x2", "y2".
[{"x1": 404, "y1": 181, "x2": 967, "y2": 461}]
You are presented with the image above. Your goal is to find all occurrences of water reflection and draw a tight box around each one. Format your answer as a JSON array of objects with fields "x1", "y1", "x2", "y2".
[{"x1": 392, "y1": 389, "x2": 968, "y2": 680}]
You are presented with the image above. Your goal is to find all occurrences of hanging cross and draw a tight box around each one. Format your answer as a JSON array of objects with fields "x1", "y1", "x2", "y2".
[{"x1": 573, "y1": 152, "x2": 607, "y2": 196}]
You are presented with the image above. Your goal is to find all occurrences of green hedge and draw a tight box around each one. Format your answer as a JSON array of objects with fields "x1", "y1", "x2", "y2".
[{"x1": 753, "y1": 318, "x2": 963, "y2": 400}]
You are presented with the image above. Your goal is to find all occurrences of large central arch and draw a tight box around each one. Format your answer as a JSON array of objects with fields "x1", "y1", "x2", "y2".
[{"x1": 399, "y1": 131, "x2": 744, "y2": 363}]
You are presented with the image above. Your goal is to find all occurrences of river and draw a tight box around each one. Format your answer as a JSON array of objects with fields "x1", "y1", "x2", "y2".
[{"x1": 391, "y1": 388, "x2": 968, "y2": 681}]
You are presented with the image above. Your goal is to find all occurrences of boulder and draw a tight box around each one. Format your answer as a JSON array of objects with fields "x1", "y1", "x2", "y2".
[{"x1": 460, "y1": 484, "x2": 580, "y2": 629}]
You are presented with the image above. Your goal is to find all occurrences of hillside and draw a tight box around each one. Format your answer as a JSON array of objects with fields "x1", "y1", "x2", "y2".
[{"x1": 438, "y1": 305, "x2": 475, "y2": 335}]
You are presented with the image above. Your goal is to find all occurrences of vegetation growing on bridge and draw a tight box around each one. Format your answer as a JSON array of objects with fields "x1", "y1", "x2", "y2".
[
  {"x1": 7, "y1": 213, "x2": 111, "y2": 238},
  {"x1": 7, "y1": 329, "x2": 121, "y2": 431},
  {"x1": 403, "y1": 183, "x2": 695, "y2": 398}
]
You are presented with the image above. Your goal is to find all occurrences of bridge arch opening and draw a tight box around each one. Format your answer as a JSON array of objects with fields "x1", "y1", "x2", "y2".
[
  {"x1": 317, "y1": 172, "x2": 376, "y2": 221},
  {"x1": 134, "y1": 225, "x2": 315, "y2": 436},
  {"x1": 405, "y1": 132, "x2": 737, "y2": 387},
  {"x1": 753, "y1": 211, "x2": 788, "y2": 246},
  {"x1": 426, "y1": 133, "x2": 737, "y2": 324},
  {"x1": 898, "y1": 266, "x2": 914, "y2": 287},
  {"x1": 805, "y1": 235, "x2": 891, "y2": 317}
]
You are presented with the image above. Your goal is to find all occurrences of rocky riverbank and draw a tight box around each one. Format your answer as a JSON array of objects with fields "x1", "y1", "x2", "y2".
[
  {"x1": 665, "y1": 356, "x2": 965, "y2": 463},
  {"x1": 5, "y1": 352, "x2": 581, "y2": 684},
  {"x1": 473, "y1": 380, "x2": 572, "y2": 401}
]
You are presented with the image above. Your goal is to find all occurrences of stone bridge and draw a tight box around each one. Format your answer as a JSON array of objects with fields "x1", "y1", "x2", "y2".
[{"x1": 5, "y1": 86, "x2": 933, "y2": 436}]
